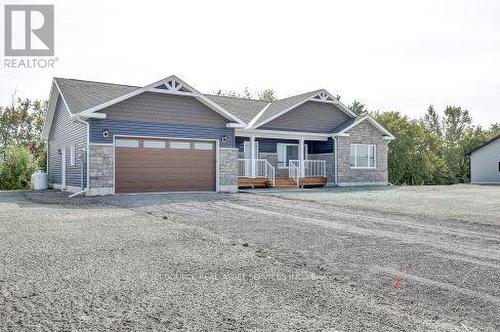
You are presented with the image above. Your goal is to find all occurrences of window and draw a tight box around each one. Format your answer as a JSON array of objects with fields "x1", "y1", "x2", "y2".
[
  {"x1": 143, "y1": 140, "x2": 165, "y2": 149},
  {"x1": 70, "y1": 146, "x2": 76, "y2": 166},
  {"x1": 170, "y1": 141, "x2": 191, "y2": 149},
  {"x1": 498, "y1": 161, "x2": 500, "y2": 172},
  {"x1": 116, "y1": 139, "x2": 139, "y2": 148},
  {"x1": 277, "y1": 143, "x2": 308, "y2": 168},
  {"x1": 194, "y1": 142, "x2": 213, "y2": 150},
  {"x1": 350, "y1": 144, "x2": 376, "y2": 168}
]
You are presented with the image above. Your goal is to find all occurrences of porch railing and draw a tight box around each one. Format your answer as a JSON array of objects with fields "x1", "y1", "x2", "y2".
[
  {"x1": 289, "y1": 161, "x2": 300, "y2": 187},
  {"x1": 289, "y1": 160, "x2": 326, "y2": 186},
  {"x1": 237, "y1": 159, "x2": 275, "y2": 187}
]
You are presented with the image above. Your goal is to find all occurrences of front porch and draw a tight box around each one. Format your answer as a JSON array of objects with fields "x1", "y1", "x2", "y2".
[{"x1": 235, "y1": 131, "x2": 333, "y2": 189}]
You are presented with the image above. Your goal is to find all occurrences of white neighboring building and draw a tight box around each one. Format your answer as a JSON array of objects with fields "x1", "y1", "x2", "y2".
[{"x1": 468, "y1": 136, "x2": 500, "y2": 185}]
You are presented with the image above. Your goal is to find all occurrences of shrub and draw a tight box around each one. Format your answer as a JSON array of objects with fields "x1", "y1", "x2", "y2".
[{"x1": 0, "y1": 145, "x2": 38, "y2": 190}]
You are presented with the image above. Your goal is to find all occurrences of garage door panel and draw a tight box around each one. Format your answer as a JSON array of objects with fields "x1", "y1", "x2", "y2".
[{"x1": 115, "y1": 137, "x2": 216, "y2": 193}]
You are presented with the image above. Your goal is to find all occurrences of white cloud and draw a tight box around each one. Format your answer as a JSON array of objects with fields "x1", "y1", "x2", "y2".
[{"x1": 1, "y1": 0, "x2": 499, "y2": 127}]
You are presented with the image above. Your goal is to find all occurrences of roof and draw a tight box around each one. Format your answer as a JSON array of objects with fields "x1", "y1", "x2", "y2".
[
  {"x1": 467, "y1": 135, "x2": 500, "y2": 156},
  {"x1": 205, "y1": 94, "x2": 268, "y2": 123},
  {"x1": 253, "y1": 90, "x2": 322, "y2": 127},
  {"x1": 51, "y1": 78, "x2": 356, "y2": 126},
  {"x1": 54, "y1": 78, "x2": 139, "y2": 114}
]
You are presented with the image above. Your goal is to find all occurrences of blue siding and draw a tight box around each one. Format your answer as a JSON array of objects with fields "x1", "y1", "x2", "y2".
[
  {"x1": 309, "y1": 138, "x2": 334, "y2": 154},
  {"x1": 235, "y1": 137, "x2": 334, "y2": 154},
  {"x1": 90, "y1": 119, "x2": 235, "y2": 148},
  {"x1": 48, "y1": 97, "x2": 87, "y2": 188}
]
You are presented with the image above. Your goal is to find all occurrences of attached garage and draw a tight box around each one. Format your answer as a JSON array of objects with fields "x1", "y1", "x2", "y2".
[{"x1": 114, "y1": 137, "x2": 217, "y2": 193}]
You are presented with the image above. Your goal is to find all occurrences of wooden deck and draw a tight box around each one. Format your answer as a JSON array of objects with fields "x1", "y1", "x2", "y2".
[{"x1": 238, "y1": 176, "x2": 327, "y2": 189}]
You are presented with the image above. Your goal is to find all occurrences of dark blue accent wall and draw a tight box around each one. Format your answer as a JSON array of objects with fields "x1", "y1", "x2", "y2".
[
  {"x1": 90, "y1": 119, "x2": 235, "y2": 148},
  {"x1": 235, "y1": 137, "x2": 334, "y2": 154}
]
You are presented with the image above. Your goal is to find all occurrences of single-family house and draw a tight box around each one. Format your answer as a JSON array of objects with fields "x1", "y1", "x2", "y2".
[{"x1": 41, "y1": 75, "x2": 395, "y2": 195}]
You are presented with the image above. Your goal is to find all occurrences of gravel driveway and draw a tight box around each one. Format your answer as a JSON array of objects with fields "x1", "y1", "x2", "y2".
[{"x1": 1, "y1": 189, "x2": 500, "y2": 331}]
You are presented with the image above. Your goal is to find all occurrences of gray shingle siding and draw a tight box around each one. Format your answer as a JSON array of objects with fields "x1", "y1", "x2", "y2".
[
  {"x1": 260, "y1": 101, "x2": 351, "y2": 133},
  {"x1": 90, "y1": 119, "x2": 235, "y2": 148},
  {"x1": 48, "y1": 97, "x2": 87, "y2": 188},
  {"x1": 100, "y1": 92, "x2": 230, "y2": 128}
]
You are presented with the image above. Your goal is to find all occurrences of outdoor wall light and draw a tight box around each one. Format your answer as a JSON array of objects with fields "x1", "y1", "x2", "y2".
[
  {"x1": 102, "y1": 129, "x2": 110, "y2": 138},
  {"x1": 221, "y1": 135, "x2": 227, "y2": 143}
]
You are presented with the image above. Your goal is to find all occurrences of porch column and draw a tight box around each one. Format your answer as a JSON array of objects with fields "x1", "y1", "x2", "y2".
[
  {"x1": 299, "y1": 138, "x2": 305, "y2": 177},
  {"x1": 250, "y1": 135, "x2": 256, "y2": 178}
]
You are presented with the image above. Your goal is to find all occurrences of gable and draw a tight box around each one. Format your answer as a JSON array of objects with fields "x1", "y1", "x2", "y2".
[
  {"x1": 259, "y1": 101, "x2": 350, "y2": 133},
  {"x1": 345, "y1": 120, "x2": 386, "y2": 143},
  {"x1": 100, "y1": 92, "x2": 230, "y2": 128}
]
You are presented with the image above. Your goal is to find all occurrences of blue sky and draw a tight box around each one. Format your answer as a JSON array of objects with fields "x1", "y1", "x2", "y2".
[{"x1": 1, "y1": 0, "x2": 499, "y2": 127}]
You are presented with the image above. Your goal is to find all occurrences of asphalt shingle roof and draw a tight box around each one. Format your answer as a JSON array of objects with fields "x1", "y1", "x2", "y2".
[
  {"x1": 52, "y1": 78, "x2": 354, "y2": 129},
  {"x1": 54, "y1": 78, "x2": 139, "y2": 114},
  {"x1": 205, "y1": 95, "x2": 268, "y2": 123}
]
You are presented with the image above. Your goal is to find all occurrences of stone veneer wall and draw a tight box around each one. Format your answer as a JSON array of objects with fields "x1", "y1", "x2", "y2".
[
  {"x1": 219, "y1": 148, "x2": 239, "y2": 193},
  {"x1": 336, "y1": 121, "x2": 388, "y2": 185},
  {"x1": 87, "y1": 144, "x2": 114, "y2": 196}
]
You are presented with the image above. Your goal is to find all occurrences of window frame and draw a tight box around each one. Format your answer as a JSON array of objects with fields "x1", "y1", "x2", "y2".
[
  {"x1": 169, "y1": 141, "x2": 191, "y2": 150},
  {"x1": 143, "y1": 140, "x2": 166, "y2": 149},
  {"x1": 115, "y1": 139, "x2": 140, "y2": 148},
  {"x1": 350, "y1": 144, "x2": 377, "y2": 169}
]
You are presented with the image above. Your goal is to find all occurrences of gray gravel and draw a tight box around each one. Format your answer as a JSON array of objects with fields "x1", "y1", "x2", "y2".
[{"x1": 1, "y1": 189, "x2": 500, "y2": 331}]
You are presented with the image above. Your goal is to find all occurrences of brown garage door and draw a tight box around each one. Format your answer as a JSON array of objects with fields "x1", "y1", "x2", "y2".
[{"x1": 115, "y1": 137, "x2": 216, "y2": 193}]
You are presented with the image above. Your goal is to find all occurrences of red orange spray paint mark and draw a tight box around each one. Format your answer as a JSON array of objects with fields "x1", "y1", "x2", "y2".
[{"x1": 393, "y1": 279, "x2": 401, "y2": 288}]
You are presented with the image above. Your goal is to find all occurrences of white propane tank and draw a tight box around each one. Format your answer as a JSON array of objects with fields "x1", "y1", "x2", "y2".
[{"x1": 31, "y1": 171, "x2": 48, "y2": 190}]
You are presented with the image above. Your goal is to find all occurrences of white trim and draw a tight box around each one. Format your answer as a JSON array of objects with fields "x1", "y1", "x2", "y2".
[
  {"x1": 41, "y1": 79, "x2": 72, "y2": 139},
  {"x1": 235, "y1": 128, "x2": 329, "y2": 141},
  {"x1": 78, "y1": 75, "x2": 246, "y2": 125},
  {"x1": 254, "y1": 89, "x2": 356, "y2": 128},
  {"x1": 112, "y1": 134, "x2": 220, "y2": 194},
  {"x1": 350, "y1": 143, "x2": 377, "y2": 169},
  {"x1": 335, "y1": 115, "x2": 396, "y2": 140},
  {"x1": 247, "y1": 102, "x2": 271, "y2": 128},
  {"x1": 53, "y1": 79, "x2": 72, "y2": 116},
  {"x1": 89, "y1": 142, "x2": 113, "y2": 146}
]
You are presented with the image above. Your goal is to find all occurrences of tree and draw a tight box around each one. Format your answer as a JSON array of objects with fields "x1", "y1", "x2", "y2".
[
  {"x1": 441, "y1": 106, "x2": 474, "y2": 183},
  {"x1": 0, "y1": 97, "x2": 47, "y2": 169},
  {"x1": 348, "y1": 100, "x2": 367, "y2": 115},
  {"x1": 0, "y1": 145, "x2": 38, "y2": 190},
  {"x1": 257, "y1": 89, "x2": 277, "y2": 102},
  {"x1": 215, "y1": 88, "x2": 277, "y2": 101},
  {"x1": 422, "y1": 105, "x2": 442, "y2": 137}
]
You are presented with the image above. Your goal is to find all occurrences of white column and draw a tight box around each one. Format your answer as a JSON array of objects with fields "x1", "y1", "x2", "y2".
[
  {"x1": 250, "y1": 135, "x2": 256, "y2": 178},
  {"x1": 299, "y1": 138, "x2": 305, "y2": 177}
]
